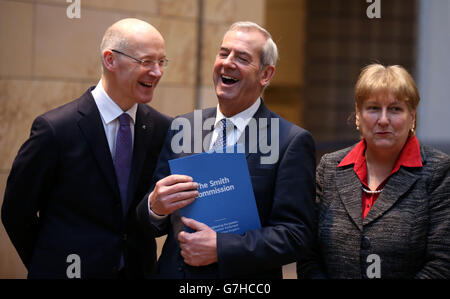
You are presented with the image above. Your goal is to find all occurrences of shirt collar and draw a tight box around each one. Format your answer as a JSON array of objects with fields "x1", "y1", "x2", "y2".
[
  {"x1": 214, "y1": 97, "x2": 261, "y2": 132},
  {"x1": 338, "y1": 135, "x2": 423, "y2": 171},
  {"x1": 91, "y1": 80, "x2": 137, "y2": 125}
]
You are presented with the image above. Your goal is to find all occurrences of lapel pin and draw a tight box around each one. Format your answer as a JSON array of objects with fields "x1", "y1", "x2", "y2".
[{"x1": 142, "y1": 125, "x2": 146, "y2": 130}]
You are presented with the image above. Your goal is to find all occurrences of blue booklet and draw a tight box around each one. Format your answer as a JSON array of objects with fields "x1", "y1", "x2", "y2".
[{"x1": 168, "y1": 148, "x2": 261, "y2": 235}]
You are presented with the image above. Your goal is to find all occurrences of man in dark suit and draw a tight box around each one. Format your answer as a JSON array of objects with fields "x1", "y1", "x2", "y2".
[
  {"x1": 136, "y1": 21, "x2": 316, "y2": 278},
  {"x1": 1, "y1": 18, "x2": 172, "y2": 279}
]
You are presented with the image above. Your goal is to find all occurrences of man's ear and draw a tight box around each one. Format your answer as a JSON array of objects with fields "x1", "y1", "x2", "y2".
[
  {"x1": 102, "y1": 50, "x2": 116, "y2": 72},
  {"x1": 260, "y1": 65, "x2": 275, "y2": 87}
]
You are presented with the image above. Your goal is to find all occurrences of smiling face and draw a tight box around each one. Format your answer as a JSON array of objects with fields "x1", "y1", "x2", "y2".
[
  {"x1": 114, "y1": 32, "x2": 165, "y2": 108},
  {"x1": 356, "y1": 92, "x2": 416, "y2": 155},
  {"x1": 102, "y1": 20, "x2": 166, "y2": 111},
  {"x1": 213, "y1": 29, "x2": 274, "y2": 117}
]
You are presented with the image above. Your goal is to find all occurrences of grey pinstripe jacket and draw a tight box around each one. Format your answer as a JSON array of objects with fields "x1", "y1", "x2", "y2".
[{"x1": 298, "y1": 143, "x2": 449, "y2": 279}]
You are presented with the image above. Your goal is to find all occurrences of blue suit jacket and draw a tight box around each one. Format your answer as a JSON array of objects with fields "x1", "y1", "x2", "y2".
[
  {"x1": 2, "y1": 88, "x2": 172, "y2": 278},
  {"x1": 137, "y1": 101, "x2": 316, "y2": 278}
]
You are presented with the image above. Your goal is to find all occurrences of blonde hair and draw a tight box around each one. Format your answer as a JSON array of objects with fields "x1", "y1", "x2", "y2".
[{"x1": 355, "y1": 64, "x2": 420, "y2": 112}]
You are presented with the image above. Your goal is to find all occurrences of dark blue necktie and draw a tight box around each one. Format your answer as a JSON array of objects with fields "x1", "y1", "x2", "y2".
[{"x1": 114, "y1": 113, "x2": 132, "y2": 216}]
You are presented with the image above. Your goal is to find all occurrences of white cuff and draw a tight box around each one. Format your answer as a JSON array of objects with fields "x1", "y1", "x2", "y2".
[{"x1": 147, "y1": 194, "x2": 167, "y2": 220}]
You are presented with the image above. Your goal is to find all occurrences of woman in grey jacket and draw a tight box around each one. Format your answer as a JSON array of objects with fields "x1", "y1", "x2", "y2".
[{"x1": 298, "y1": 64, "x2": 449, "y2": 279}]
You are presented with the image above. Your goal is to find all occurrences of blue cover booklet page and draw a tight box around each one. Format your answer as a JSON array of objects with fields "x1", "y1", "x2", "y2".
[{"x1": 168, "y1": 149, "x2": 261, "y2": 235}]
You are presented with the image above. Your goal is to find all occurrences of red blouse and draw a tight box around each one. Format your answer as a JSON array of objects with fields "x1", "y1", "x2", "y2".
[{"x1": 337, "y1": 136, "x2": 423, "y2": 219}]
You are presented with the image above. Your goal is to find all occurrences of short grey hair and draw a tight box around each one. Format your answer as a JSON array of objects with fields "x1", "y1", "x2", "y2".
[
  {"x1": 99, "y1": 26, "x2": 129, "y2": 72},
  {"x1": 227, "y1": 21, "x2": 278, "y2": 68},
  {"x1": 100, "y1": 27, "x2": 129, "y2": 56}
]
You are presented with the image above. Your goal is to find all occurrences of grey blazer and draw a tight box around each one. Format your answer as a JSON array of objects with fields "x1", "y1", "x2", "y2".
[{"x1": 298, "y1": 143, "x2": 450, "y2": 279}]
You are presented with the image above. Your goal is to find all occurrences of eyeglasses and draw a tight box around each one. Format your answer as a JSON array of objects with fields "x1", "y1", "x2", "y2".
[{"x1": 111, "y1": 49, "x2": 169, "y2": 69}]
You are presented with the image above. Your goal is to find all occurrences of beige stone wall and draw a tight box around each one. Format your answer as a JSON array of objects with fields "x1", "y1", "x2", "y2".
[
  {"x1": 0, "y1": 0, "x2": 266, "y2": 279},
  {"x1": 264, "y1": 0, "x2": 306, "y2": 127}
]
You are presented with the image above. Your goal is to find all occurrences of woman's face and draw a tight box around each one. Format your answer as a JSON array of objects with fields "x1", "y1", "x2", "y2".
[{"x1": 356, "y1": 92, "x2": 416, "y2": 154}]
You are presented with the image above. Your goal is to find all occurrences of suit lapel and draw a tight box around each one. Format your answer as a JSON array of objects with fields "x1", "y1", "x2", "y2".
[
  {"x1": 126, "y1": 104, "x2": 153, "y2": 211},
  {"x1": 363, "y1": 167, "x2": 419, "y2": 226},
  {"x1": 200, "y1": 108, "x2": 217, "y2": 153},
  {"x1": 77, "y1": 91, "x2": 120, "y2": 200},
  {"x1": 335, "y1": 167, "x2": 363, "y2": 231}
]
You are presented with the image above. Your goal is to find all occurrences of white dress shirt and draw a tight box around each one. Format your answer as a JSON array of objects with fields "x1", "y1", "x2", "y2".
[
  {"x1": 91, "y1": 80, "x2": 137, "y2": 159},
  {"x1": 209, "y1": 97, "x2": 261, "y2": 150}
]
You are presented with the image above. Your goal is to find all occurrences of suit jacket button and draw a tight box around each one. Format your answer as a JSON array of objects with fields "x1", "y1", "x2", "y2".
[
  {"x1": 122, "y1": 234, "x2": 127, "y2": 241},
  {"x1": 361, "y1": 236, "x2": 371, "y2": 249}
]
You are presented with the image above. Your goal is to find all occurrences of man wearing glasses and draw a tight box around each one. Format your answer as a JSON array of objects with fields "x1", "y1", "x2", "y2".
[{"x1": 2, "y1": 18, "x2": 171, "y2": 279}]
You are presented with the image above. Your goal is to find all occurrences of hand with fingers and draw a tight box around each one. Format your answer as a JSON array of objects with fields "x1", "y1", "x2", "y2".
[
  {"x1": 149, "y1": 175, "x2": 199, "y2": 216},
  {"x1": 178, "y1": 217, "x2": 218, "y2": 266}
]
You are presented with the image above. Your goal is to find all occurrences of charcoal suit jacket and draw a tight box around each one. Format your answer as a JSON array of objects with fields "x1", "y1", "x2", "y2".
[{"x1": 2, "y1": 87, "x2": 171, "y2": 278}]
